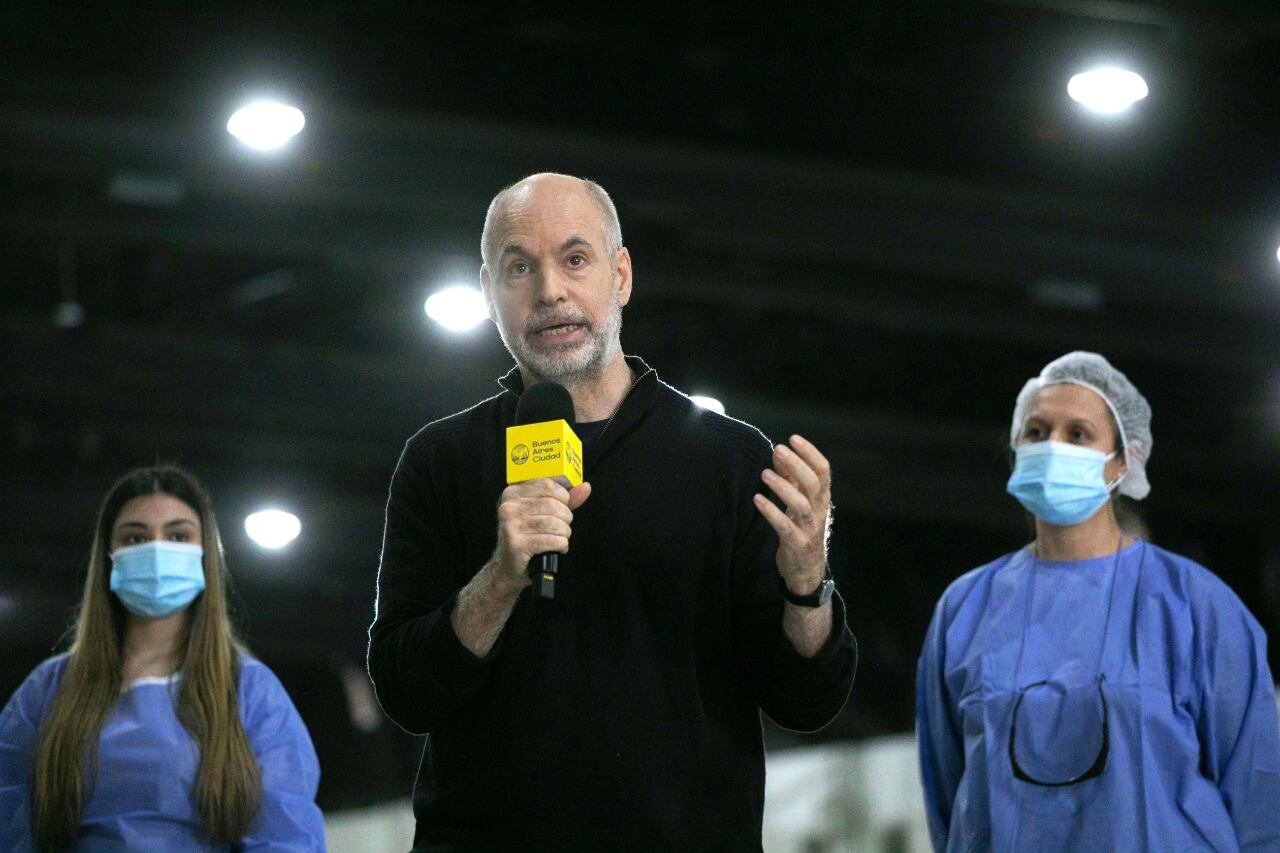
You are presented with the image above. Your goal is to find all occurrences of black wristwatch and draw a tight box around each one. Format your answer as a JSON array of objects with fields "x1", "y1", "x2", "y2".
[{"x1": 778, "y1": 574, "x2": 835, "y2": 607}]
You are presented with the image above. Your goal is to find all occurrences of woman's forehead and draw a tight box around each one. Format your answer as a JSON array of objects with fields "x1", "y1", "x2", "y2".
[
  {"x1": 114, "y1": 493, "x2": 200, "y2": 527},
  {"x1": 1026, "y1": 382, "x2": 1111, "y2": 421}
]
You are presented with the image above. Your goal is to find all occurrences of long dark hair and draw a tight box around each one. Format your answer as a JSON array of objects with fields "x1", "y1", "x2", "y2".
[{"x1": 31, "y1": 465, "x2": 262, "y2": 849}]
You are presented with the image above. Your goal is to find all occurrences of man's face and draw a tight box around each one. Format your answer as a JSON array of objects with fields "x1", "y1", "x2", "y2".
[{"x1": 480, "y1": 178, "x2": 631, "y2": 384}]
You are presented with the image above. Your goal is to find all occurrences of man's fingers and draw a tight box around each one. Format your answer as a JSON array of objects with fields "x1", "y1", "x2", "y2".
[
  {"x1": 525, "y1": 534, "x2": 571, "y2": 555},
  {"x1": 519, "y1": 497, "x2": 573, "y2": 524},
  {"x1": 787, "y1": 435, "x2": 831, "y2": 491},
  {"x1": 773, "y1": 443, "x2": 821, "y2": 496},
  {"x1": 495, "y1": 479, "x2": 591, "y2": 575},
  {"x1": 758, "y1": 437, "x2": 834, "y2": 587},
  {"x1": 522, "y1": 515, "x2": 572, "y2": 537},
  {"x1": 498, "y1": 497, "x2": 573, "y2": 525},
  {"x1": 567, "y1": 481, "x2": 592, "y2": 511},
  {"x1": 506, "y1": 478, "x2": 571, "y2": 502},
  {"x1": 753, "y1": 493, "x2": 799, "y2": 544},
  {"x1": 761, "y1": 469, "x2": 813, "y2": 519}
]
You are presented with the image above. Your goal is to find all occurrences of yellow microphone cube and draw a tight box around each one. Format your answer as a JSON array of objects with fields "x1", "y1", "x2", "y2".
[{"x1": 505, "y1": 420, "x2": 583, "y2": 487}]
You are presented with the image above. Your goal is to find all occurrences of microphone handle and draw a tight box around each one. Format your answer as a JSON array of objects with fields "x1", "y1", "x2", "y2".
[{"x1": 529, "y1": 552, "x2": 557, "y2": 599}]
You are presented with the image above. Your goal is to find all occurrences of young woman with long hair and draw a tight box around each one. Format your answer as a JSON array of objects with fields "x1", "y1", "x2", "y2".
[{"x1": 0, "y1": 465, "x2": 324, "y2": 851}]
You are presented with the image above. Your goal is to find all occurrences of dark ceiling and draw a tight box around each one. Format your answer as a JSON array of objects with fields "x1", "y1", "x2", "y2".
[{"x1": 2, "y1": 0, "x2": 1279, "y2": 807}]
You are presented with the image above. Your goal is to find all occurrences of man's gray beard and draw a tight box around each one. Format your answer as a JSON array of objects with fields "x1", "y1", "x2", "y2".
[{"x1": 503, "y1": 293, "x2": 623, "y2": 385}]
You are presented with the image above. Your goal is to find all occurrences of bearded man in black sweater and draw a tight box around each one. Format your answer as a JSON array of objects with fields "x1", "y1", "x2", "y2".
[{"x1": 368, "y1": 173, "x2": 856, "y2": 852}]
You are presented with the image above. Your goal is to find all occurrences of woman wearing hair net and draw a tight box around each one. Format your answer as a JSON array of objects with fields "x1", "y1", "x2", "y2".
[{"x1": 916, "y1": 351, "x2": 1280, "y2": 852}]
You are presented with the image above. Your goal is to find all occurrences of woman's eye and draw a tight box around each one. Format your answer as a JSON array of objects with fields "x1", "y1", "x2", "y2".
[{"x1": 170, "y1": 532, "x2": 190, "y2": 542}]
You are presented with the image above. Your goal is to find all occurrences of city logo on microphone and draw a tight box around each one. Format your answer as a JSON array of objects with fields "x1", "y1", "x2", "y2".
[{"x1": 505, "y1": 419, "x2": 583, "y2": 487}]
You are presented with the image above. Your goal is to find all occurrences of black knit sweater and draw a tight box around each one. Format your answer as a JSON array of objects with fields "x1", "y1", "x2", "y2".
[{"x1": 368, "y1": 357, "x2": 856, "y2": 852}]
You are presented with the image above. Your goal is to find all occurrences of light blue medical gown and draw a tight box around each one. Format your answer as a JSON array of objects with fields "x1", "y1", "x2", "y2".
[
  {"x1": 0, "y1": 653, "x2": 325, "y2": 851},
  {"x1": 917, "y1": 540, "x2": 1280, "y2": 852}
]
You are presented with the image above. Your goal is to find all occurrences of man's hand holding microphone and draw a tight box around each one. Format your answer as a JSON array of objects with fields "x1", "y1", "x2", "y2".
[
  {"x1": 492, "y1": 478, "x2": 591, "y2": 593},
  {"x1": 452, "y1": 382, "x2": 587, "y2": 656}
]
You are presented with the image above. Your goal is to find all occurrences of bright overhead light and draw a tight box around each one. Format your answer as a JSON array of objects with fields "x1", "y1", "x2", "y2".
[
  {"x1": 425, "y1": 285, "x2": 489, "y2": 332},
  {"x1": 244, "y1": 509, "x2": 301, "y2": 549},
  {"x1": 691, "y1": 395, "x2": 725, "y2": 415},
  {"x1": 1067, "y1": 67, "x2": 1149, "y2": 114},
  {"x1": 1275, "y1": 244, "x2": 1280, "y2": 264},
  {"x1": 227, "y1": 100, "x2": 306, "y2": 151}
]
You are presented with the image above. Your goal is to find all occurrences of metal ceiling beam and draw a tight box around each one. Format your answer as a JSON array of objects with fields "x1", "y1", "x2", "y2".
[
  {"x1": 2, "y1": 104, "x2": 1275, "y2": 320},
  {"x1": 984, "y1": 0, "x2": 1280, "y2": 36}
]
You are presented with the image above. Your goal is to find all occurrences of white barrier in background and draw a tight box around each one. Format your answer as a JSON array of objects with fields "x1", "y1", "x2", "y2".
[
  {"x1": 326, "y1": 694, "x2": 1280, "y2": 853},
  {"x1": 763, "y1": 734, "x2": 929, "y2": 853},
  {"x1": 324, "y1": 799, "x2": 415, "y2": 853},
  {"x1": 321, "y1": 734, "x2": 931, "y2": 853}
]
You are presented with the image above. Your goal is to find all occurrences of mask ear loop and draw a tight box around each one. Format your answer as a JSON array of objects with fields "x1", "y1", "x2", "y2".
[{"x1": 1103, "y1": 448, "x2": 1128, "y2": 494}]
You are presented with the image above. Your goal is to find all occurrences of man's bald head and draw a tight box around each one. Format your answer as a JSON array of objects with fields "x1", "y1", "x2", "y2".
[{"x1": 480, "y1": 173, "x2": 623, "y2": 269}]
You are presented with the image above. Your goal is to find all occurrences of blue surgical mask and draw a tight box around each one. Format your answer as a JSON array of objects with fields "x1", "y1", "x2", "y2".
[
  {"x1": 1006, "y1": 441, "x2": 1123, "y2": 527},
  {"x1": 109, "y1": 541, "x2": 206, "y2": 618}
]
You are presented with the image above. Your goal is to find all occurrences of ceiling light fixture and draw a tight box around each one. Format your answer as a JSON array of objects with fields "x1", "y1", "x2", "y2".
[
  {"x1": 1067, "y1": 67, "x2": 1148, "y2": 114},
  {"x1": 691, "y1": 395, "x2": 726, "y2": 415},
  {"x1": 244, "y1": 509, "x2": 301, "y2": 549},
  {"x1": 425, "y1": 285, "x2": 489, "y2": 332},
  {"x1": 227, "y1": 100, "x2": 306, "y2": 151}
]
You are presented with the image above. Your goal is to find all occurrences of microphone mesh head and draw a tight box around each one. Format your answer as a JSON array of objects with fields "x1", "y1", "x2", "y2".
[{"x1": 515, "y1": 382, "x2": 575, "y2": 429}]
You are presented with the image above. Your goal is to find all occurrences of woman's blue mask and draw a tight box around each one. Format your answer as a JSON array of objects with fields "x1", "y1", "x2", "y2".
[
  {"x1": 109, "y1": 541, "x2": 206, "y2": 618},
  {"x1": 1006, "y1": 441, "x2": 1123, "y2": 526}
]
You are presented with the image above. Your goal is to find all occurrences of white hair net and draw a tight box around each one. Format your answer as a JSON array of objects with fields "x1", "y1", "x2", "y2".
[{"x1": 1010, "y1": 351, "x2": 1153, "y2": 499}]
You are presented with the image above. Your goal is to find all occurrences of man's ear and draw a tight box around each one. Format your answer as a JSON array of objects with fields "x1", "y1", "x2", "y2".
[
  {"x1": 480, "y1": 264, "x2": 497, "y2": 322},
  {"x1": 614, "y1": 247, "x2": 633, "y2": 307}
]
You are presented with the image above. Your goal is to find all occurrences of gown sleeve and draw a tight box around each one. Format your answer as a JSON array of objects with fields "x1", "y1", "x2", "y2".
[
  {"x1": 237, "y1": 661, "x2": 327, "y2": 852},
  {"x1": 1193, "y1": 588, "x2": 1280, "y2": 851},
  {"x1": 0, "y1": 657, "x2": 65, "y2": 853},
  {"x1": 917, "y1": 595, "x2": 963, "y2": 853}
]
